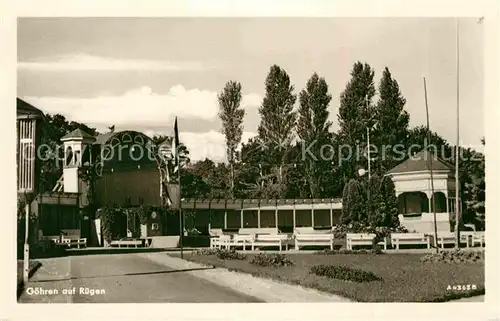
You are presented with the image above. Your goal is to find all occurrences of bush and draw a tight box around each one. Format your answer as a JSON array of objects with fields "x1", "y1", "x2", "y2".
[
  {"x1": 250, "y1": 253, "x2": 294, "y2": 267},
  {"x1": 191, "y1": 248, "x2": 219, "y2": 256},
  {"x1": 216, "y1": 249, "x2": 247, "y2": 260},
  {"x1": 315, "y1": 248, "x2": 384, "y2": 255},
  {"x1": 421, "y1": 249, "x2": 484, "y2": 264},
  {"x1": 333, "y1": 224, "x2": 408, "y2": 241},
  {"x1": 310, "y1": 264, "x2": 382, "y2": 283}
]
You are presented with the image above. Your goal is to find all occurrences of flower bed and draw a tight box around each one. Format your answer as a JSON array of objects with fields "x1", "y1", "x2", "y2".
[
  {"x1": 310, "y1": 264, "x2": 382, "y2": 283},
  {"x1": 421, "y1": 249, "x2": 485, "y2": 264},
  {"x1": 250, "y1": 253, "x2": 294, "y2": 267},
  {"x1": 316, "y1": 248, "x2": 383, "y2": 255}
]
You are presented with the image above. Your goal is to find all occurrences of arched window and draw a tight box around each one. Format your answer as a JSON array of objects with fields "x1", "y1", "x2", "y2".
[{"x1": 65, "y1": 146, "x2": 73, "y2": 167}]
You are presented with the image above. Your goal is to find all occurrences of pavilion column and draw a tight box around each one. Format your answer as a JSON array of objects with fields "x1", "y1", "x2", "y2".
[
  {"x1": 311, "y1": 201, "x2": 315, "y2": 228},
  {"x1": 240, "y1": 209, "x2": 244, "y2": 228},
  {"x1": 330, "y1": 201, "x2": 333, "y2": 227},
  {"x1": 446, "y1": 195, "x2": 450, "y2": 213},
  {"x1": 257, "y1": 207, "x2": 261, "y2": 228},
  {"x1": 292, "y1": 201, "x2": 296, "y2": 229},
  {"x1": 224, "y1": 211, "x2": 227, "y2": 229},
  {"x1": 275, "y1": 202, "x2": 278, "y2": 229},
  {"x1": 428, "y1": 192, "x2": 432, "y2": 214}
]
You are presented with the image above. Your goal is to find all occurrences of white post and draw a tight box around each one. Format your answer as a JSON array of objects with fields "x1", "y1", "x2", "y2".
[
  {"x1": 23, "y1": 202, "x2": 30, "y2": 282},
  {"x1": 311, "y1": 201, "x2": 315, "y2": 228},
  {"x1": 330, "y1": 201, "x2": 333, "y2": 227},
  {"x1": 224, "y1": 211, "x2": 227, "y2": 229},
  {"x1": 275, "y1": 202, "x2": 278, "y2": 229},
  {"x1": 292, "y1": 201, "x2": 296, "y2": 229},
  {"x1": 240, "y1": 209, "x2": 244, "y2": 228},
  {"x1": 257, "y1": 208, "x2": 260, "y2": 228}
]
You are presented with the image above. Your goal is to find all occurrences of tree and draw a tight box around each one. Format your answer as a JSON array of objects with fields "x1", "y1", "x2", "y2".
[
  {"x1": 461, "y1": 139, "x2": 485, "y2": 229},
  {"x1": 337, "y1": 62, "x2": 376, "y2": 185},
  {"x1": 372, "y1": 67, "x2": 410, "y2": 175},
  {"x1": 405, "y1": 126, "x2": 453, "y2": 160},
  {"x1": 341, "y1": 178, "x2": 366, "y2": 224},
  {"x1": 366, "y1": 174, "x2": 382, "y2": 226},
  {"x1": 372, "y1": 175, "x2": 399, "y2": 227},
  {"x1": 257, "y1": 65, "x2": 297, "y2": 197},
  {"x1": 218, "y1": 81, "x2": 245, "y2": 199},
  {"x1": 297, "y1": 72, "x2": 334, "y2": 197}
]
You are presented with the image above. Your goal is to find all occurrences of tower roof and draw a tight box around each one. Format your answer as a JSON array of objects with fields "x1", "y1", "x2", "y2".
[
  {"x1": 17, "y1": 98, "x2": 44, "y2": 119},
  {"x1": 61, "y1": 128, "x2": 95, "y2": 141},
  {"x1": 387, "y1": 150, "x2": 454, "y2": 174}
]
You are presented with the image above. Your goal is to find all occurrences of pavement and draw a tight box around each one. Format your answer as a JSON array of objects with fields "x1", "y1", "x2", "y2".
[{"x1": 18, "y1": 253, "x2": 261, "y2": 303}]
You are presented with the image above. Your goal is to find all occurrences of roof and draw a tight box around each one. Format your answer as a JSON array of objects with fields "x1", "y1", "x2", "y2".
[
  {"x1": 61, "y1": 128, "x2": 95, "y2": 140},
  {"x1": 387, "y1": 150, "x2": 454, "y2": 174},
  {"x1": 17, "y1": 98, "x2": 44, "y2": 119}
]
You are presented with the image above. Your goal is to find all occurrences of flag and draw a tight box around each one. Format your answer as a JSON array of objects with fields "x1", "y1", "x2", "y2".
[
  {"x1": 172, "y1": 117, "x2": 180, "y2": 177},
  {"x1": 167, "y1": 117, "x2": 181, "y2": 209}
]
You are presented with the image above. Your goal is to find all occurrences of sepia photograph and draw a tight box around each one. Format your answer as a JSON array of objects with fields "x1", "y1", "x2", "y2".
[{"x1": 13, "y1": 14, "x2": 488, "y2": 307}]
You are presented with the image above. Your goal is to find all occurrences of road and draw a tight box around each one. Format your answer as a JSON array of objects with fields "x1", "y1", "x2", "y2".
[{"x1": 18, "y1": 253, "x2": 261, "y2": 303}]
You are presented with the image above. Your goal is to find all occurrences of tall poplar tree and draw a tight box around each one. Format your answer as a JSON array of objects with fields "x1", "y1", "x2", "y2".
[
  {"x1": 257, "y1": 65, "x2": 297, "y2": 197},
  {"x1": 337, "y1": 62, "x2": 376, "y2": 183},
  {"x1": 297, "y1": 72, "x2": 333, "y2": 197},
  {"x1": 372, "y1": 67, "x2": 410, "y2": 174},
  {"x1": 218, "y1": 80, "x2": 245, "y2": 198}
]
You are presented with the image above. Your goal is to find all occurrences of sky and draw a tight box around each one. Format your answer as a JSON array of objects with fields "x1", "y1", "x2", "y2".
[{"x1": 17, "y1": 17, "x2": 484, "y2": 161}]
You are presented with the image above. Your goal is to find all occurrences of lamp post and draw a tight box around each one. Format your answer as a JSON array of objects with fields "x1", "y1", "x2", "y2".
[{"x1": 358, "y1": 168, "x2": 369, "y2": 222}]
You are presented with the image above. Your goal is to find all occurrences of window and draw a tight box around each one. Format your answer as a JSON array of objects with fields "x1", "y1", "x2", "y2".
[
  {"x1": 151, "y1": 223, "x2": 159, "y2": 230},
  {"x1": 65, "y1": 146, "x2": 73, "y2": 167}
]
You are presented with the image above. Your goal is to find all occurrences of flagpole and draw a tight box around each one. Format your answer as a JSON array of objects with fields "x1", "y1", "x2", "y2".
[
  {"x1": 174, "y1": 117, "x2": 184, "y2": 259},
  {"x1": 423, "y1": 77, "x2": 439, "y2": 253},
  {"x1": 454, "y1": 17, "x2": 460, "y2": 248}
]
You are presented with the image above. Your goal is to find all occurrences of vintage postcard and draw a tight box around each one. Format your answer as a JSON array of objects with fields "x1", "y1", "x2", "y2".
[{"x1": 1, "y1": 1, "x2": 499, "y2": 321}]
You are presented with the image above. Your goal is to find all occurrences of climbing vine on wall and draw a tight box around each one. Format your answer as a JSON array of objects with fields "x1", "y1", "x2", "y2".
[{"x1": 98, "y1": 207, "x2": 126, "y2": 243}]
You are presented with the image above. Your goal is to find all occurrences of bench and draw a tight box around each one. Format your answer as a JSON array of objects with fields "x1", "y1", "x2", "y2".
[
  {"x1": 209, "y1": 229, "x2": 225, "y2": 248},
  {"x1": 436, "y1": 232, "x2": 457, "y2": 248},
  {"x1": 52, "y1": 237, "x2": 87, "y2": 249},
  {"x1": 346, "y1": 233, "x2": 388, "y2": 250},
  {"x1": 252, "y1": 234, "x2": 293, "y2": 251},
  {"x1": 294, "y1": 233, "x2": 334, "y2": 250},
  {"x1": 294, "y1": 227, "x2": 333, "y2": 234},
  {"x1": 238, "y1": 227, "x2": 279, "y2": 235},
  {"x1": 460, "y1": 231, "x2": 485, "y2": 247},
  {"x1": 110, "y1": 239, "x2": 143, "y2": 248},
  {"x1": 391, "y1": 233, "x2": 431, "y2": 249},
  {"x1": 214, "y1": 235, "x2": 232, "y2": 249},
  {"x1": 229, "y1": 234, "x2": 254, "y2": 251}
]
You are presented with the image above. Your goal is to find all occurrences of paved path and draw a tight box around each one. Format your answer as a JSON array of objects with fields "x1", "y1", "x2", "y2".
[
  {"x1": 140, "y1": 252, "x2": 351, "y2": 302},
  {"x1": 18, "y1": 253, "x2": 261, "y2": 303}
]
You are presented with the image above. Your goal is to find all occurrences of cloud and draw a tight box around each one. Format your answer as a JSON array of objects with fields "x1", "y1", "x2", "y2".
[
  {"x1": 23, "y1": 85, "x2": 262, "y2": 127},
  {"x1": 18, "y1": 54, "x2": 209, "y2": 72},
  {"x1": 161, "y1": 130, "x2": 257, "y2": 162},
  {"x1": 22, "y1": 85, "x2": 262, "y2": 161}
]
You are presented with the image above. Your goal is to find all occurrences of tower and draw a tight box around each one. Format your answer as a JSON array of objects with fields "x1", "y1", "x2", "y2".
[{"x1": 61, "y1": 128, "x2": 96, "y2": 193}]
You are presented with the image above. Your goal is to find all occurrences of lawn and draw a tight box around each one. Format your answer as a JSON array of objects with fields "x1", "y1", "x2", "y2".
[{"x1": 175, "y1": 252, "x2": 485, "y2": 302}]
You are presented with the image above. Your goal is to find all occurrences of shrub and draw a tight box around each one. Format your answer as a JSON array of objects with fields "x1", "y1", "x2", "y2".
[
  {"x1": 315, "y1": 248, "x2": 384, "y2": 255},
  {"x1": 216, "y1": 249, "x2": 247, "y2": 260},
  {"x1": 191, "y1": 248, "x2": 219, "y2": 256},
  {"x1": 310, "y1": 264, "x2": 382, "y2": 283},
  {"x1": 250, "y1": 253, "x2": 294, "y2": 267},
  {"x1": 421, "y1": 249, "x2": 484, "y2": 264}
]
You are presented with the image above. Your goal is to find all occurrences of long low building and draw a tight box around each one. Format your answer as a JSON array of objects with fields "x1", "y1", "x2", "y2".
[{"x1": 179, "y1": 198, "x2": 343, "y2": 234}]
